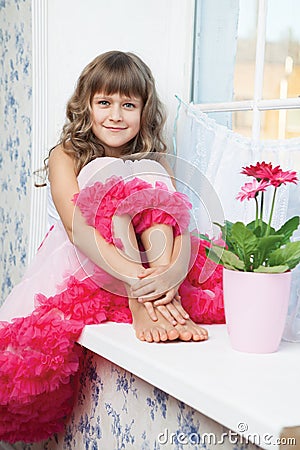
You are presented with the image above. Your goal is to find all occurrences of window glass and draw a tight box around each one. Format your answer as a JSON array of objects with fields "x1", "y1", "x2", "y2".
[
  {"x1": 232, "y1": 110, "x2": 254, "y2": 137},
  {"x1": 232, "y1": 109, "x2": 300, "y2": 140},
  {"x1": 205, "y1": 111, "x2": 253, "y2": 138},
  {"x1": 260, "y1": 109, "x2": 300, "y2": 140},
  {"x1": 193, "y1": 0, "x2": 300, "y2": 140},
  {"x1": 192, "y1": 0, "x2": 239, "y2": 105},
  {"x1": 233, "y1": 0, "x2": 258, "y2": 101},
  {"x1": 263, "y1": 0, "x2": 300, "y2": 100},
  {"x1": 286, "y1": 110, "x2": 300, "y2": 137}
]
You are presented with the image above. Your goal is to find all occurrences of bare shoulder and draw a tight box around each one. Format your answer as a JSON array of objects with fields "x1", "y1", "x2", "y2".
[
  {"x1": 48, "y1": 144, "x2": 77, "y2": 181},
  {"x1": 47, "y1": 144, "x2": 79, "y2": 237},
  {"x1": 48, "y1": 144, "x2": 75, "y2": 166}
]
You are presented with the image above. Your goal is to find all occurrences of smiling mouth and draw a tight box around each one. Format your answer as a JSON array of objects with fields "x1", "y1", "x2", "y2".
[{"x1": 104, "y1": 126, "x2": 126, "y2": 131}]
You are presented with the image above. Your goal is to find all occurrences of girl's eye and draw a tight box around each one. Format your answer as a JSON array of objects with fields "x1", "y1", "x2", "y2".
[
  {"x1": 97, "y1": 100, "x2": 110, "y2": 106},
  {"x1": 124, "y1": 103, "x2": 135, "y2": 109}
]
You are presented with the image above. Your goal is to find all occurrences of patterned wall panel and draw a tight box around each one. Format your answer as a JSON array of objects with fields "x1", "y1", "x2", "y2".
[
  {"x1": 0, "y1": 0, "x2": 32, "y2": 304},
  {"x1": 12, "y1": 348, "x2": 261, "y2": 450}
]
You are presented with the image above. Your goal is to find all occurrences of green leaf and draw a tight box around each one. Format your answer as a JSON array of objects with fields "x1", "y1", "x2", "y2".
[
  {"x1": 213, "y1": 221, "x2": 235, "y2": 250},
  {"x1": 255, "y1": 235, "x2": 285, "y2": 267},
  {"x1": 275, "y1": 216, "x2": 300, "y2": 244},
  {"x1": 268, "y1": 241, "x2": 300, "y2": 270},
  {"x1": 247, "y1": 220, "x2": 275, "y2": 238},
  {"x1": 207, "y1": 245, "x2": 245, "y2": 271},
  {"x1": 253, "y1": 265, "x2": 289, "y2": 273},
  {"x1": 230, "y1": 222, "x2": 259, "y2": 270},
  {"x1": 205, "y1": 247, "x2": 221, "y2": 265}
]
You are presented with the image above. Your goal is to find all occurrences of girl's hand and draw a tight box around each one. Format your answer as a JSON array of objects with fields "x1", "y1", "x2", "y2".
[
  {"x1": 130, "y1": 265, "x2": 183, "y2": 302},
  {"x1": 150, "y1": 286, "x2": 181, "y2": 306},
  {"x1": 143, "y1": 297, "x2": 189, "y2": 325}
]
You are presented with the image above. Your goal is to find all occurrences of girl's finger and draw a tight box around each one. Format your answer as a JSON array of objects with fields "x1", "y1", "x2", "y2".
[
  {"x1": 134, "y1": 280, "x2": 178, "y2": 298},
  {"x1": 156, "y1": 305, "x2": 177, "y2": 325},
  {"x1": 164, "y1": 303, "x2": 186, "y2": 325},
  {"x1": 143, "y1": 301, "x2": 158, "y2": 321},
  {"x1": 153, "y1": 290, "x2": 175, "y2": 306},
  {"x1": 153, "y1": 289, "x2": 181, "y2": 306},
  {"x1": 138, "y1": 292, "x2": 165, "y2": 303},
  {"x1": 168, "y1": 300, "x2": 189, "y2": 321}
]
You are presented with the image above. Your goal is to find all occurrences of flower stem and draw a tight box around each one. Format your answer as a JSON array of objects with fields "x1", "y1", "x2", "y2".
[
  {"x1": 266, "y1": 187, "x2": 277, "y2": 236},
  {"x1": 260, "y1": 191, "x2": 264, "y2": 224},
  {"x1": 255, "y1": 195, "x2": 259, "y2": 228}
]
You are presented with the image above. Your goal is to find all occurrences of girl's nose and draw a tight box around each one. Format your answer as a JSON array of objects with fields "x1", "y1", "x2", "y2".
[{"x1": 109, "y1": 105, "x2": 122, "y2": 121}]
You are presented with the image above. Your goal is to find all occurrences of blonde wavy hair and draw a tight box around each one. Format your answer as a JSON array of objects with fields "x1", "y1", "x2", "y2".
[{"x1": 55, "y1": 50, "x2": 167, "y2": 174}]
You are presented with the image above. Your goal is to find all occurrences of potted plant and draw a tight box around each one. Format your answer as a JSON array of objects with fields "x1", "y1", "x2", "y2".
[{"x1": 207, "y1": 161, "x2": 300, "y2": 353}]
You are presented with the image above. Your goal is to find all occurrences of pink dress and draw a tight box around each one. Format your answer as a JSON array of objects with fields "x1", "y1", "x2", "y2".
[{"x1": 0, "y1": 157, "x2": 224, "y2": 443}]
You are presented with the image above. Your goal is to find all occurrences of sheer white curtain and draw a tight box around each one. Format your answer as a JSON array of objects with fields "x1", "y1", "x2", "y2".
[{"x1": 174, "y1": 98, "x2": 300, "y2": 342}]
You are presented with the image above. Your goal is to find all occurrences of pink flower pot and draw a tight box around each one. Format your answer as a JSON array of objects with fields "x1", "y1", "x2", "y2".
[{"x1": 223, "y1": 268, "x2": 291, "y2": 353}]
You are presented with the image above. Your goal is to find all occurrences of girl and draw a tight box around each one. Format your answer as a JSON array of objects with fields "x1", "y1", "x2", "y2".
[{"x1": 0, "y1": 51, "x2": 224, "y2": 443}]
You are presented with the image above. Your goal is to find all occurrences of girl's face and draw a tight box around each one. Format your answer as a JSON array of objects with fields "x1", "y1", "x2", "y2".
[{"x1": 91, "y1": 92, "x2": 143, "y2": 156}]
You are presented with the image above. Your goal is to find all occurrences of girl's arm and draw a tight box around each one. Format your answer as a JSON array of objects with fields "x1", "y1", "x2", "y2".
[
  {"x1": 48, "y1": 146, "x2": 143, "y2": 284},
  {"x1": 130, "y1": 230, "x2": 191, "y2": 302}
]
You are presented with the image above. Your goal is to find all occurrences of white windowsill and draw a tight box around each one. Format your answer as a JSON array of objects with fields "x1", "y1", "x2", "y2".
[{"x1": 78, "y1": 323, "x2": 300, "y2": 449}]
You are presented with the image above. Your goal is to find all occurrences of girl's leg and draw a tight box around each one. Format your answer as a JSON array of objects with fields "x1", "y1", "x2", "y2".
[
  {"x1": 113, "y1": 159, "x2": 207, "y2": 342},
  {"x1": 140, "y1": 224, "x2": 208, "y2": 342},
  {"x1": 112, "y1": 214, "x2": 180, "y2": 343}
]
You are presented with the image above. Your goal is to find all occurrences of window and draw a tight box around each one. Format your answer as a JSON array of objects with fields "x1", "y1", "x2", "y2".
[{"x1": 192, "y1": 0, "x2": 300, "y2": 140}]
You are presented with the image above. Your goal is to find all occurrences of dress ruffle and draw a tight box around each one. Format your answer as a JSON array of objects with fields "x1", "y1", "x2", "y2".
[
  {"x1": 179, "y1": 235, "x2": 225, "y2": 324},
  {"x1": 73, "y1": 176, "x2": 192, "y2": 247},
  {"x1": 0, "y1": 276, "x2": 131, "y2": 443}
]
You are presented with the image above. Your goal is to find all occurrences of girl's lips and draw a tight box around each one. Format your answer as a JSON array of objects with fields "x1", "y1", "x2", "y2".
[{"x1": 104, "y1": 126, "x2": 126, "y2": 131}]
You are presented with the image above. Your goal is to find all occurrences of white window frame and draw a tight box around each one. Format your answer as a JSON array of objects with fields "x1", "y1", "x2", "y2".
[
  {"x1": 193, "y1": 0, "x2": 300, "y2": 141},
  {"x1": 29, "y1": 0, "x2": 48, "y2": 263}
]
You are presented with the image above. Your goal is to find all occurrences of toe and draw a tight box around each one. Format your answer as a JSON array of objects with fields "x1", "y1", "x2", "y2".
[
  {"x1": 181, "y1": 330, "x2": 193, "y2": 341},
  {"x1": 167, "y1": 327, "x2": 180, "y2": 341},
  {"x1": 158, "y1": 328, "x2": 169, "y2": 341},
  {"x1": 199, "y1": 326, "x2": 208, "y2": 339},
  {"x1": 144, "y1": 329, "x2": 154, "y2": 343},
  {"x1": 151, "y1": 328, "x2": 161, "y2": 343},
  {"x1": 193, "y1": 326, "x2": 208, "y2": 341},
  {"x1": 136, "y1": 330, "x2": 145, "y2": 341},
  {"x1": 176, "y1": 326, "x2": 192, "y2": 341}
]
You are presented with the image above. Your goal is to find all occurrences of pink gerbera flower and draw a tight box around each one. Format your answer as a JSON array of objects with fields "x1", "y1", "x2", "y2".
[
  {"x1": 241, "y1": 161, "x2": 281, "y2": 180},
  {"x1": 236, "y1": 179, "x2": 269, "y2": 202},
  {"x1": 268, "y1": 168, "x2": 298, "y2": 187}
]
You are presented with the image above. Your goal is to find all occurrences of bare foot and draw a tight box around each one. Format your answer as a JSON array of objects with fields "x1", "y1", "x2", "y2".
[
  {"x1": 129, "y1": 298, "x2": 179, "y2": 342},
  {"x1": 129, "y1": 299, "x2": 208, "y2": 343}
]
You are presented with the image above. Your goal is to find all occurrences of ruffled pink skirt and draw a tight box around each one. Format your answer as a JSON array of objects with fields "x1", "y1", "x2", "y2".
[{"x1": 0, "y1": 157, "x2": 224, "y2": 443}]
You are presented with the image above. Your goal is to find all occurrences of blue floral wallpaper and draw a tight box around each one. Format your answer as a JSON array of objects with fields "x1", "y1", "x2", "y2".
[
  {"x1": 11, "y1": 348, "x2": 261, "y2": 450},
  {"x1": 0, "y1": 0, "x2": 32, "y2": 305}
]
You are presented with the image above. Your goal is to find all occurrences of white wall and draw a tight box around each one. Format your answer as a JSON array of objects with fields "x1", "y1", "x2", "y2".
[{"x1": 47, "y1": 0, "x2": 195, "y2": 149}]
